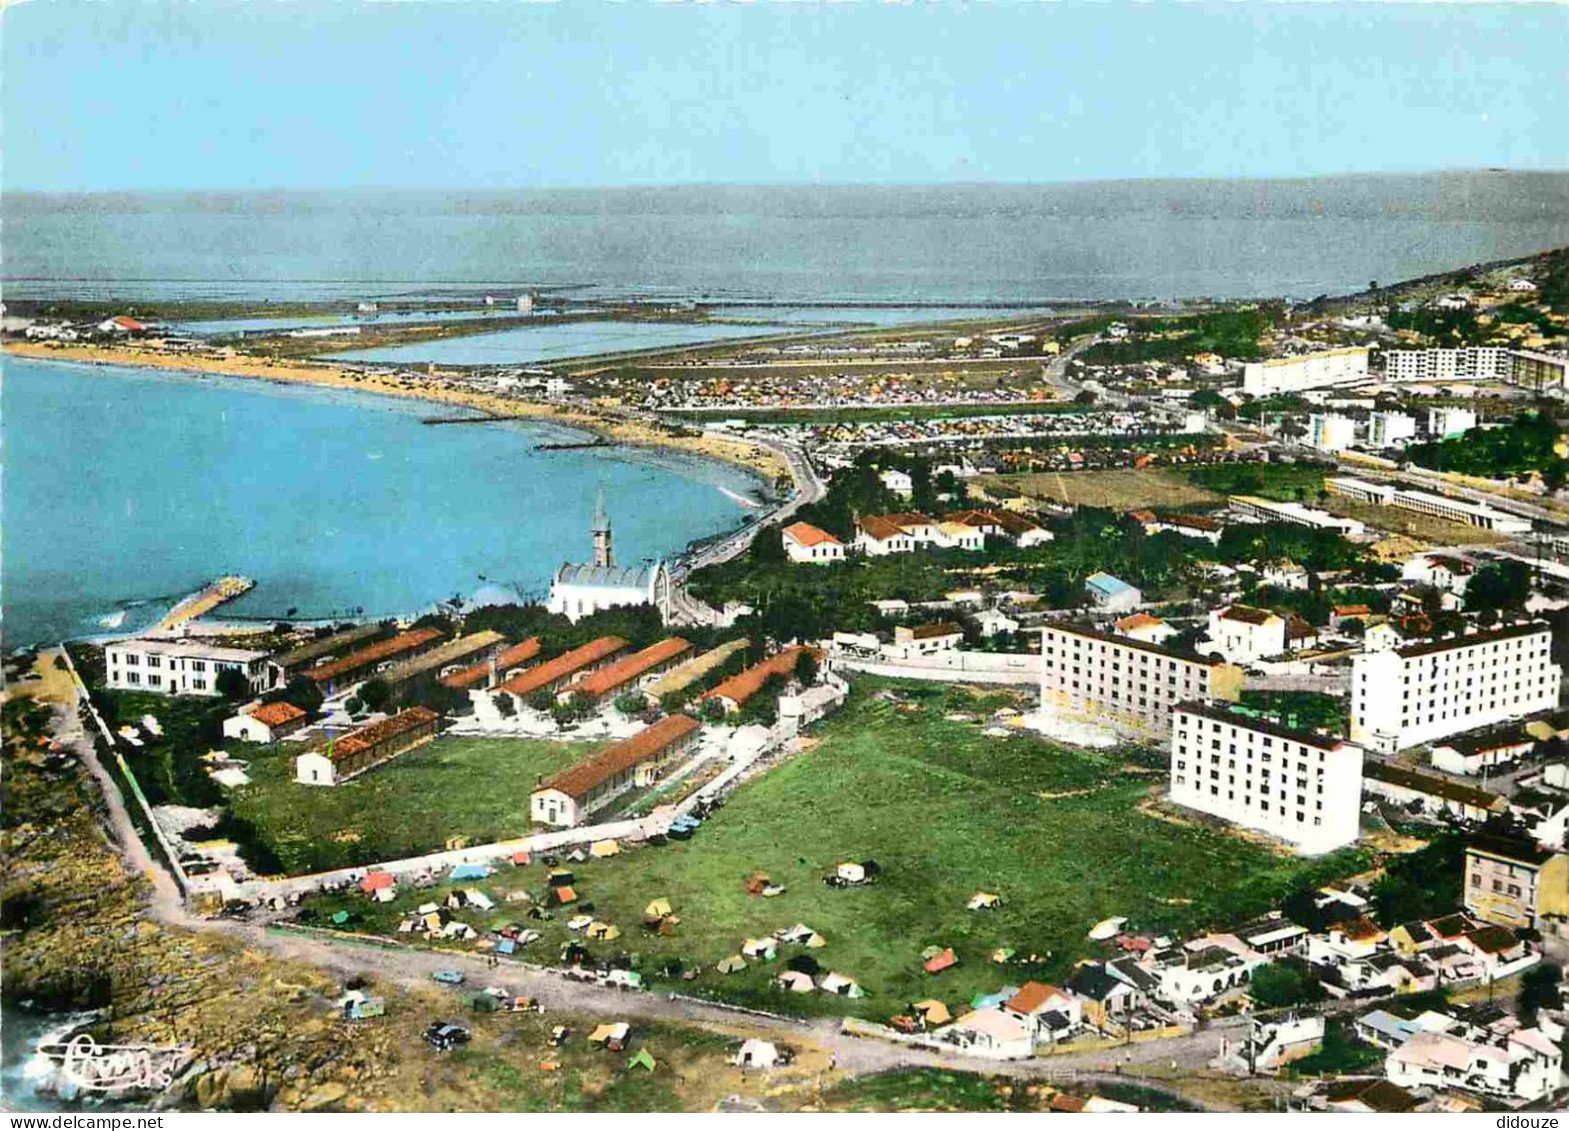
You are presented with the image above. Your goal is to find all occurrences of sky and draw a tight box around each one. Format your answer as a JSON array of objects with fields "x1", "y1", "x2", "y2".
[{"x1": 4, "y1": 1, "x2": 1567, "y2": 192}]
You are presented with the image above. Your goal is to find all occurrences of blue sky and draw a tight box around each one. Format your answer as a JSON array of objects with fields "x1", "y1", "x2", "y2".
[{"x1": 5, "y1": 1, "x2": 1567, "y2": 191}]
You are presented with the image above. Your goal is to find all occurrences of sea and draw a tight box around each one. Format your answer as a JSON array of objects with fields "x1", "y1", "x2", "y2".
[
  {"x1": 4, "y1": 172, "x2": 1568, "y2": 646},
  {"x1": 0, "y1": 359, "x2": 764, "y2": 650},
  {"x1": 4, "y1": 174, "x2": 1567, "y2": 305}
]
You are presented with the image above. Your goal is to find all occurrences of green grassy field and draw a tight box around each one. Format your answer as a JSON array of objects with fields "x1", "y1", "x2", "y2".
[
  {"x1": 227, "y1": 734, "x2": 598, "y2": 875},
  {"x1": 299, "y1": 682, "x2": 1364, "y2": 1018}
]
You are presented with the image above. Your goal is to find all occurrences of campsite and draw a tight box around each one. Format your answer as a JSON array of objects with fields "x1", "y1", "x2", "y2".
[{"x1": 299, "y1": 680, "x2": 1365, "y2": 1018}]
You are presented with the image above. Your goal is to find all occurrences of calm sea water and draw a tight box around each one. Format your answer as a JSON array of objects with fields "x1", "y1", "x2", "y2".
[
  {"x1": 0, "y1": 359, "x2": 761, "y2": 649},
  {"x1": 5, "y1": 174, "x2": 1567, "y2": 305}
]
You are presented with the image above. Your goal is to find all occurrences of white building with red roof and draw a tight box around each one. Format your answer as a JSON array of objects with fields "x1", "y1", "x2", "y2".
[{"x1": 781, "y1": 521, "x2": 845, "y2": 564}]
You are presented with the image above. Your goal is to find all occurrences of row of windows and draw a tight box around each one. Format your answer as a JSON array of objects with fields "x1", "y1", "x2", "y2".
[{"x1": 1172, "y1": 777, "x2": 1325, "y2": 826}]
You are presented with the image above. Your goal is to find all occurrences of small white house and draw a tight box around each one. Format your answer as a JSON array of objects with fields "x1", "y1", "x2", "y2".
[
  {"x1": 1084, "y1": 572, "x2": 1141, "y2": 613},
  {"x1": 781, "y1": 521, "x2": 845, "y2": 564},
  {"x1": 222, "y1": 700, "x2": 307, "y2": 744},
  {"x1": 879, "y1": 469, "x2": 913, "y2": 496}
]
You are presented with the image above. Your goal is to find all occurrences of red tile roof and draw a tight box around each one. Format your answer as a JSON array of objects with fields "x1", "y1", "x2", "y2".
[
  {"x1": 318, "y1": 707, "x2": 441, "y2": 763},
  {"x1": 441, "y1": 638, "x2": 543, "y2": 689},
  {"x1": 856, "y1": 514, "x2": 907, "y2": 542},
  {"x1": 570, "y1": 638, "x2": 692, "y2": 699},
  {"x1": 496, "y1": 637, "x2": 628, "y2": 699},
  {"x1": 540, "y1": 714, "x2": 701, "y2": 801},
  {"x1": 1006, "y1": 981, "x2": 1066, "y2": 1014},
  {"x1": 782, "y1": 522, "x2": 842, "y2": 548},
  {"x1": 703, "y1": 646, "x2": 817, "y2": 708},
  {"x1": 248, "y1": 701, "x2": 306, "y2": 728},
  {"x1": 304, "y1": 627, "x2": 443, "y2": 684}
]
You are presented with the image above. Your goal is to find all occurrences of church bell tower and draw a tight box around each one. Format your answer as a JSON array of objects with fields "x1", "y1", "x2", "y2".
[{"x1": 592, "y1": 485, "x2": 613, "y2": 568}]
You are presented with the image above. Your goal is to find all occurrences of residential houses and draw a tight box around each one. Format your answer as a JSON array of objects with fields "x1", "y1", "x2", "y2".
[
  {"x1": 1083, "y1": 572, "x2": 1141, "y2": 613},
  {"x1": 1203, "y1": 605, "x2": 1287, "y2": 665},
  {"x1": 222, "y1": 700, "x2": 307, "y2": 743},
  {"x1": 562, "y1": 637, "x2": 693, "y2": 705},
  {"x1": 485, "y1": 636, "x2": 629, "y2": 715},
  {"x1": 781, "y1": 521, "x2": 846, "y2": 564},
  {"x1": 1464, "y1": 834, "x2": 1569, "y2": 930},
  {"x1": 301, "y1": 627, "x2": 445, "y2": 695},
  {"x1": 702, "y1": 646, "x2": 818, "y2": 715},
  {"x1": 1362, "y1": 761, "x2": 1508, "y2": 823}
]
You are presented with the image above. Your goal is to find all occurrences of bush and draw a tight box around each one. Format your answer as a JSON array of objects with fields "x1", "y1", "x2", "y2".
[
  {"x1": 358, "y1": 678, "x2": 391, "y2": 713},
  {"x1": 1249, "y1": 958, "x2": 1327, "y2": 1009},
  {"x1": 614, "y1": 693, "x2": 648, "y2": 718}
]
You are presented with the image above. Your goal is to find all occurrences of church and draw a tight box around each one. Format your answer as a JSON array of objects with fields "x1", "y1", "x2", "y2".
[{"x1": 547, "y1": 488, "x2": 671, "y2": 623}]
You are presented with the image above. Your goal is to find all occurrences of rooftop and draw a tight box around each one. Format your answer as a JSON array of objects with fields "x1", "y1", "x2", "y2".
[
  {"x1": 782, "y1": 521, "x2": 842, "y2": 548},
  {"x1": 570, "y1": 637, "x2": 693, "y2": 699},
  {"x1": 704, "y1": 645, "x2": 818, "y2": 707},
  {"x1": 1363, "y1": 761, "x2": 1504, "y2": 811},
  {"x1": 540, "y1": 714, "x2": 701, "y2": 801},
  {"x1": 246, "y1": 701, "x2": 306, "y2": 728},
  {"x1": 315, "y1": 707, "x2": 440, "y2": 763},
  {"x1": 1043, "y1": 621, "x2": 1223, "y2": 667},
  {"x1": 496, "y1": 636, "x2": 629, "y2": 699},
  {"x1": 303, "y1": 628, "x2": 444, "y2": 684},
  {"x1": 274, "y1": 623, "x2": 386, "y2": 669},
  {"x1": 440, "y1": 637, "x2": 543, "y2": 690},
  {"x1": 1176, "y1": 700, "x2": 1348, "y2": 753},
  {"x1": 1395, "y1": 620, "x2": 1549, "y2": 661}
]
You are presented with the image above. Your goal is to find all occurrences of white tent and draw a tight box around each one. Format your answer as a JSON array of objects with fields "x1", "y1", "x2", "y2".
[{"x1": 735, "y1": 1039, "x2": 782, "y2": 1068}]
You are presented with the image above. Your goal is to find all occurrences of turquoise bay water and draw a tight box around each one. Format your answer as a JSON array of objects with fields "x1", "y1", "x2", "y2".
[
  {"x1": 321, "y1": 319, "x2": 799, "y2": 365},
  {"x1": 1, "y1": 359, "x2": 762, "y2": 648}
]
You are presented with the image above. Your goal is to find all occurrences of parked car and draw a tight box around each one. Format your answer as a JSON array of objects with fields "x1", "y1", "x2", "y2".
[
  {"x1": 431, "y1": 969, "x2": 466, "y2": 985},
  {"x1": 423, "y1": 1022, "x2": 471, "y2": 1051}
]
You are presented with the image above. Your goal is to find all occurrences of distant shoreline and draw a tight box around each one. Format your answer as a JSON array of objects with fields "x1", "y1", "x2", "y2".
[{"x1": 1, "y1": 341, "x2": 791, "y2": 487}]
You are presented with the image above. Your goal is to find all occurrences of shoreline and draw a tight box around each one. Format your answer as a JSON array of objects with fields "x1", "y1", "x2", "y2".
[{"x1": 2, "y1": 341, "x2": 791, "y2": 488}]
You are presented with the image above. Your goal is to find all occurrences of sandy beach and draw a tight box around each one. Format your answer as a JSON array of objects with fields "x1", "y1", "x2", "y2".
[{"x1": 3, "y1": 340, "x2": 789, "y2": 486}]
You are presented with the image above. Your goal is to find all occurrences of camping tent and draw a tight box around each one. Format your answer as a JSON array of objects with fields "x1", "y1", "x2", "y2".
[
  {"x1": 464, "y1": 889, "x2": 496, "y2": 911},
  {"x1": 742, "y1": 938, "x2": 777, "y2": 960},
  {"x1": 627, "y1": 1048, "x2": 656, "y2": 1072},
  {"x1": 735, "y1": 1039, "x2": 780, "y2": 1068},
  {"x1": 360, "y1": 871, "x2": 395, "y2": 894},
  {"x1": 1088, "y1": 917, "x2": 1128, "y2": 941},
  {"x1": 777, "y1": 971, "x2": 815, "y2": 993},
  {"x1": 511, "y1": 850, "x2": 531, "y2": 866},
  {"x1": 588, "y1": 1022, "x2": 630, "y2": 1049},
  {"x1": 450, "y1": 864, "x2": 491, "y2": 881},
  {"x1": 548, "y1": 886, "x2": 578, "y2": 907},
  {"x1": 968, "y1": 892, "x2": 1001, "y2": 911},
  {"x1": 645, "y1": 899, "x2": 674, "y2": 919},
  {"x1": 587, "y1": 922, "x2": 622, "y2": 941},
  {"x1": 835, "y1": 862, "x2": 866, "y2": 884},
  {"x1": 591, "y1": 840, "x2": 621, "y2": 858},
  {"x1": 924, "y1": 948, "x2": 958, "y2": 974},
  {"x1": 820, "y1": 972, "x2": 864, "y2": 998},
  {"x1": 913, "y1": 999, "x2": 952, "y2": 1026},
  {"x1": 716, "y1": 955, "x2": 747, "y2": 974}
]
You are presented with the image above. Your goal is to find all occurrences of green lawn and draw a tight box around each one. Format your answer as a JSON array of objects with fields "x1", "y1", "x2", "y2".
[
  {"x1": 298, "y1": 681, "x2": 1365, "y2": 1018},
  {"x1": 226, "y1": 734, "x2": 597, "y2": 875}
]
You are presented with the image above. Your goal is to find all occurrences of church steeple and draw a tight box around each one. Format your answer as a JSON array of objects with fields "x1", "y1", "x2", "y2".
[{"x1": 592, "y1": 485, "x2": 613, "y2": 568}]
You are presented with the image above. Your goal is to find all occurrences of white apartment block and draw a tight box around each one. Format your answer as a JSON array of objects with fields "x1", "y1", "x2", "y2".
[
  {"x1": 1383, "y1": 348, "x2": 1513, "y2": 384},
  {"x1": 1229, "y1": 496, "x2": 1365, "y2": 537},
  {"x1": 1172, "y1": 703, "x2": 1363, "y2": 855},
  {"x1": 1426, "y1": 406, "x2": 1477, "y2": 438},
  {"x1": 1242, "y1": 347, "x2": 1370, "y2": 396},
  {"x1": 1039, "y1": 623, "x2": 1242, "y2": 736},
  {"x1": 104, "y1": 638, "x2": 276, "y2": 698},
  {"x1": 1367, "y1": 412, "x2": 1418, "y2": 448},
  {"x1": 1510, "y1": 350, "x2": 1569, "y2": 397},
  {"x1": 1387, "y1": 488, "x2": 1531, "y2": 535},
  {"x1": 1307, "y1": 414, "x2": 1357, "y2": 453},
  {"x1": 1324, "y1": 478, "x2": 1531, "y2": 535},
  {"x1": 1351, "y1": 622, "x2": 1561, "y2": 754}
]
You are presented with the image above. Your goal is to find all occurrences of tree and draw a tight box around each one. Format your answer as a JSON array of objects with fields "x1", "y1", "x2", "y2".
[
  {"x1": 270, "y1": 675, "x2": 325, "y2": 716},
  {"x1": 614, "y1": 692, "x2": 648, "y2": 717},
  {"x1": 1518, "y1": 962, "x2": 1563, "y2": 1025},
  {"x1": 793, "y1": 649, "x2": 819, "y2": 687},
  {"x1": 527, "y1": 690, "x2": 555, "y2": 713},
  {"x1": 700, "y1": 697, "x2": 728, "y2": 723},
  {"x1": 1465, "y1": 561, "x2": 1531, "y2": 617},
  {"x1": 215, "y1": 666, "x2": 250, "y2": 701},
  {"x1": 1073, "y1": 389, "x2": 1098, "y2": 406},
  {"x1": 1249, "y1": 958, "x2": 1327, "y2": 1009},
  {"x1": 357, "y1": 678, "x2": 391, "y2": 713},
  {"x1": 494, "y1": 694, "x2": 515, "y2": 718}
]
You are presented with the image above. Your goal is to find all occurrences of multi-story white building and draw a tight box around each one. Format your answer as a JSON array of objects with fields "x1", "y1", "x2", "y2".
[
  {"x1": 1170, "y1": 702, "x2": 1364, "y2": 855},
  {"x1": 1307, "y1": 414, "x2": 1357, "y2": 453},
  {"x1": 1382, "y1": 348, "x2": 1512, "y2": 384},
  {"x1": 1367, "y1": 412, "x2": 1418, "y2": 448},
  {"x1": 1039, "y1": 623, "x2": 1243, "y2": 737},
  {"x1": 1426, "y1": 406, "x2": 1477, "y2": 438},
  {"x1": 1387, "y1": 488, "x2": 1531, "y2": 535},
  {"x1": 1242, "y1": 347, "x2": 1370, "y2": 396},
  {"x1": 1509, "y1": 350, "x2": 1569, "y2": 397},
  {"x1": 1325, "y1": 477, "x2": 1531, "y2": 534},
  {"x1": 104, "y1": 638, "x2": 276, "y2": 698},
  {"x1": 1229, "y1": 496, "x2": 1365, "y2": 537},
  {"x1": 1351, "y1": 622, "x2": 1561, "y2": 753}
]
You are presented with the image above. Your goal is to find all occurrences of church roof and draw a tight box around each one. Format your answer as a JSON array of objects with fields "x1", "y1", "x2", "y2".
[{"x1": 554, "y1": 562, "x2": 661, "y2": 589}]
